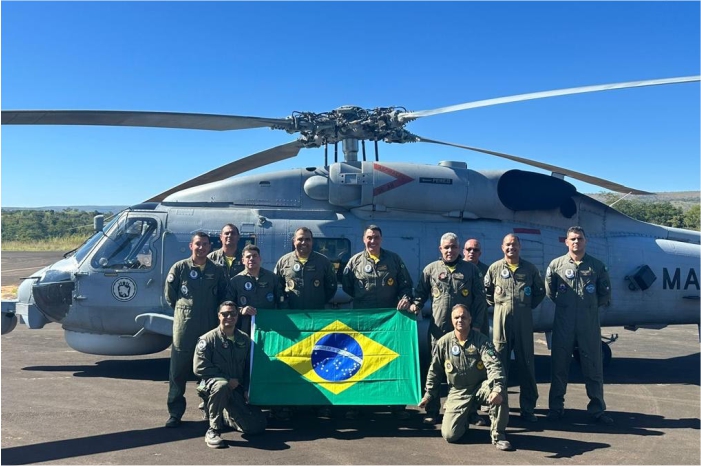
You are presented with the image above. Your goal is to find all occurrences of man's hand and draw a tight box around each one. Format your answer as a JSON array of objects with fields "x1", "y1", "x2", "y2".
[
  {"x1": 241, "y1": 306, "x2": 257, "y2": 316},
  {"x1": 418, "y1": 394, "x2": 431, "y2": 409},
  {"x1": 228, "y1": 378, "x2": 240, "y2": 390},
  {"x1": 409, "y1": 303, "x2": 420, "y2": 315},
  {"x1": 397, "y1": 296, "x2": 411, "y2": 311},
  {"x1": 487, "y1": 391, "x2": 503, "y2": 406}
]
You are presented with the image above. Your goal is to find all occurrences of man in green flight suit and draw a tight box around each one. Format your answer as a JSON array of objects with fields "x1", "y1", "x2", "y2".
[
  {"x1": 164, "y1": 232, "x2": 230, "y2": 428},
  {"x1": 419, "y1": 304, "x2": 514, "y2": 451},
  {"x1": 193, "y1": 301, "x2": 267, "y2": 448},
  {"x1": 484, "y1": 233, "x2": 545, "y2": 423},
  {"x1": 208, "y1": 224, "x2": 244, "y2": 280},
  {"x1": 229, "y1": 244, "x2": 286, "y2": 336},
  {"x1": 274, "y1": 227, "x2": 337, "y2": 310},
  {"x1": 463, "y1": 238, "x2": 490, "y2": 337},
  {"x1": 545, "y1": 226, "x2": 613, "y2": 425},
  {"x1": 410, "y1": 232, "x2": 487, "y2": 426},
  {"x1": 341, "y1": 224, "x2": 413, "y2": 420}
]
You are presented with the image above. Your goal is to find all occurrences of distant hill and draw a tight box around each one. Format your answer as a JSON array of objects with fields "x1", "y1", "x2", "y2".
[
  {"x1": 2, "y1": 205, "x2": 128, "y2": 213},
  {"x1": 586, "y1": 191, "x2": 699, "y2": 211}
]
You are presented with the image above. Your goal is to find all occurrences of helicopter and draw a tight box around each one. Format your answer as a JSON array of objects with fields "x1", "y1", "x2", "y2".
[{"x1": 2, "y1": 76, "x2": 699, "y2": 368}]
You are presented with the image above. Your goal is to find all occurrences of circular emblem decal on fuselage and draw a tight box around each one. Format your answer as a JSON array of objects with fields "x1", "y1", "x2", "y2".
[{"x1": 112, "y1": 277, "x2": 137, "y2": 302}]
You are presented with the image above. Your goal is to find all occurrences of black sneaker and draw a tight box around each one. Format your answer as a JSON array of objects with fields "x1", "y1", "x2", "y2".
[
  {"x1": 165, "y1": 416, "x2": 181, "y2": 428},
  {"x1": 520, "y1": 412, "x2": 538, "y2": 423},
  {"x1": 205, "y1": 428, "x2": 225, "y2": 448},
  {"x1": 546, "y1": 409, "x2": 565, "y2": 421}
]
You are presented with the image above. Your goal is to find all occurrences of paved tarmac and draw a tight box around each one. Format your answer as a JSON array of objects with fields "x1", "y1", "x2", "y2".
[
  {"x1": 1, "y1": 252, "x2": 700, "y2": 464},
  {"x1": 0, "y1": 251, "x2": 66, "y2": 287}
]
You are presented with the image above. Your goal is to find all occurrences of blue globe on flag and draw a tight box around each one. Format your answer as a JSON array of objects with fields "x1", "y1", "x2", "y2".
[{"x1": 311, "y1": 333, "x2": 363, "y2": 381}]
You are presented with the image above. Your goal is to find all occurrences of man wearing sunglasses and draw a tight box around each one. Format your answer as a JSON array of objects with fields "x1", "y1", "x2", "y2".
[
  {"x1": 463, "y1": 238, "x2": 490, "y2": 337},
  {"x1": 194, "y1": 302, "x2": 267, "y2": 448}
]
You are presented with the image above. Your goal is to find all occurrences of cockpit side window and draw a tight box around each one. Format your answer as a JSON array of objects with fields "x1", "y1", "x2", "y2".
[
  {"x1": 208, "y1": 235, "x2": 256, "y2": 252},
  {"x1": 313, "y1": 238, "x2": 351, "y2": 281},
  {"x1": 91, "y1": 217, "x2": 159, "y2": 270}
]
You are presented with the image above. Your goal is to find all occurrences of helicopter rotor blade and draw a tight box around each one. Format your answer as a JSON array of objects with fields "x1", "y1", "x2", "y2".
[
  {"x1": 146, "y1": 140, "x2": 305, "y2": 202},
  {"x1": 400, "y1": 75, "x2": 700, "y2": 121},
  {"x1": 1, "y1": 110, "x2": 292, "y2": 131},
  {"x1": 416, "y1": 136, "x2": 652, "y2": 195}
]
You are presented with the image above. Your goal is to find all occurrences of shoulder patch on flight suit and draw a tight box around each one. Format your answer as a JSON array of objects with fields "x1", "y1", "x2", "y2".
[
  {"x1": 190, "y1": 269, "x2": 199, "y2": 279},
  {"x1": 495, "y1": 285, "x2": 503, "y2": 295},
  {"x1": 313, "y1": 279, "x2": 320, "y2": 287},
  {"x1": 461, "y1": 288, "x2": 469, "y2": 297},
  {"x1": 451, "y1": 345, "x2": 460, "y2": 356},
  {"x1": 181, "y1": 285, "x2": 189, "y2": 296},
  {"x1": 558, "y1": 283, "x2": 567, "y2": 292},
  {"x1": 293, "y1": 263, "x2": 301, "y2": 272},
  {"x1": 524, "y1": 286, "x2": 532, "y2": 296},
  {"x1": 585, "y1": 284, "x2": 596, "y2": 294},
  {"x1": 500, "y1": 269, "x2": 510, "y2": 278},
  {"x1": 167, "y1": 273, "x2": 175, "y2": 283},
  {"x1": 343, "y1": 266, "x2": 351, "y2": 275},
  {"x1": 286, "y1": 279, "x2": 295, "y2": 291},
  {"x1": 432, "y1": 287, "x2": 440, "y2": 298},
  {"x1": 477, "y1": 361, "x2": 484, "y2": 370},
  {"x1": 364, "y1": 264, "x2": 373, "y2": 273},
  {"x1": 546, "y1": 266, "x2": 552, "y2": 277},
  {"x1": 266, "y1": 292, "x2": 274, "y2": 302},
  {"x1": 244, "y1": 281, "x2": 253, "y2": 291},
  {"x1": 387, "y1": 277, "x2": 394, "y2": 286},
  {"x1": 196, "y1": 339, "x2": 207, "y2": 352},
  {"x1": 484, "y1": 275, "x2": 490, "y2": 288},
  {"x1": 565, "y1": 269, "x2": 575, "y2": 279}
]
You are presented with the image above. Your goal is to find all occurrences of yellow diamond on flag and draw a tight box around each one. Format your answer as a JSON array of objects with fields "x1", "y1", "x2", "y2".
[{"x1": 275, "y1": 320, "x2": 399, "y2": 395}]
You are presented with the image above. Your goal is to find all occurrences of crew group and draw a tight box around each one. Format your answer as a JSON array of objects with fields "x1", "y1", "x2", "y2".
[{"x1": 163, "y1": 223, "x2": 612, "y2": 451}]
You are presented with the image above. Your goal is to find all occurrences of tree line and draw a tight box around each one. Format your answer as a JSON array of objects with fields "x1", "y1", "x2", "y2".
[
  {"x1": 596, "y1": 193, "x2": 699, "y2": 231},
  {"x1": 1, "y1": 209, "x2": 114, "y2": 242},
  {"x1": 1, "y1": 198, "x2": 698, "y2": 244}
]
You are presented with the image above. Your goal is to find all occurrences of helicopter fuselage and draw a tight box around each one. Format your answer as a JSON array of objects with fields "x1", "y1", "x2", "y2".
[{"x1": 4, "y1": 161, "x2": 699, "y2": 356}]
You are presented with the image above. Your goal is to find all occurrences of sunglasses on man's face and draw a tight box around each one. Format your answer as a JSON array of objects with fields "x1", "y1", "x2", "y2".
[
  {"x1": 464, "y1": 248, "x2": 480, "y2": 252},
  {"x1": 219, "y1": 312, "x2": 237, "y2": 318}
]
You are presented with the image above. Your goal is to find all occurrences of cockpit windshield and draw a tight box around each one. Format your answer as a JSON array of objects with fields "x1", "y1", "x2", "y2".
[
  {"x1": 73, "y1": 216, "x2": 119, "y2": 263},
  {"x1": 90, "y1": 216, "x2": 159, "y2": 270}
]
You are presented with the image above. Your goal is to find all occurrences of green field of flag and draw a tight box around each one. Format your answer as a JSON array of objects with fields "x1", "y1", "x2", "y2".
[{"x1": 249, "y1": 308, "x2": 421, "y2": 406}]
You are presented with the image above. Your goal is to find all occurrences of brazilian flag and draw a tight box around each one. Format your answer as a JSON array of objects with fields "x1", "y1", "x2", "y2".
[{"x1": 249, "y1": 308, "x2": 421, "y2": 405}]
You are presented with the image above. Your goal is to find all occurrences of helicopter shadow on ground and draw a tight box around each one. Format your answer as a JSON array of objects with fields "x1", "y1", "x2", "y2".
[
  {"x1": 507, "y1": 406, "x2": 699, "y2": 437},
  {"x1": 21, "y1": 357, "x2": 171, "y2": 381},
  {"x1": 1, "y1": 405, "x2": 692, "y2": 464},
  {"x1": 527, "y1": 352, "x2": 700, "y2": 386},
  {"x1": 0, "y1": 420, "x2": 291, "y2": 465}
]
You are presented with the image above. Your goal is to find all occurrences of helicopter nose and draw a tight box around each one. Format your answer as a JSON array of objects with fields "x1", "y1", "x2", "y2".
[{"x1": 32, "y1": 280, "x2": 74, "y2": 323}]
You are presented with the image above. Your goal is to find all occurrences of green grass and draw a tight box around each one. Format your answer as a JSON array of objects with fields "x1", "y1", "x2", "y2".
[{"x1": 2, "y1": 234, "x2": 91, "y2": 252}]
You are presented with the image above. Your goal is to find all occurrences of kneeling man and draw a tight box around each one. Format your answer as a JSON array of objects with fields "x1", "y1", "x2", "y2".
[
  {"x1": 193, "y1": 301, "x2": 267, "y2": 448},
  {"x1": 419, "y1": 304, "x2": 514, "y2": 451}
]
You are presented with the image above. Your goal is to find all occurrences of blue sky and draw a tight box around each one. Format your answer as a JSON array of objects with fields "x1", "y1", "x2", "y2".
[{"x1": 2, "y1": 1, "x2": 699, "y2": 207}]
